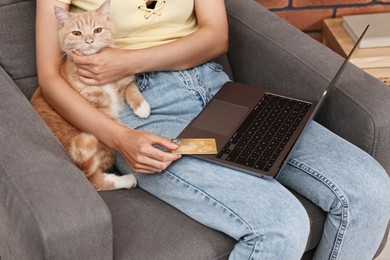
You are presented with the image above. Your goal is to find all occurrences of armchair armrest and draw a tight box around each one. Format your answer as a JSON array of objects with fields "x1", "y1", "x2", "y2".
[
  {"x1": 225, "y1": 0, "x2": 390, "y2": 174},
  {"x1": 0, "y1": 66, "x2": 113, "y2": 260}
]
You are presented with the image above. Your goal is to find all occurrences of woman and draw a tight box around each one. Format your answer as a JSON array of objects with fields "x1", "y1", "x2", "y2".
[{"x1": 36, "y1": 0, "x2": 390, "y2": 258}]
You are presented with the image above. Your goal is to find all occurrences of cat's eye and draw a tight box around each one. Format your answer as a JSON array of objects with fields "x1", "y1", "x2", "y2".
[
  {"x1": 94, "y1": 27, "x2": 103, "y2": 34},
  {"x1": 71, "y1": 31, "x2": 82, "y2": 36}
]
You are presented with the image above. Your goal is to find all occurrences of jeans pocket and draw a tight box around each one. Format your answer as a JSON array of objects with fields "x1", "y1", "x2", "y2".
[
  {"x1": 205, "y1": 61, "x2": 224, "y2": 72},
  {"x1": 136, "y1": 72, "x2": 158, "y2": 92}
]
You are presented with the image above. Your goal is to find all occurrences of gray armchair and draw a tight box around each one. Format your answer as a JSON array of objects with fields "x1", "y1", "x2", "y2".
[{"x1": 0, "y1": 0, "x2": 388, "y2": 259}]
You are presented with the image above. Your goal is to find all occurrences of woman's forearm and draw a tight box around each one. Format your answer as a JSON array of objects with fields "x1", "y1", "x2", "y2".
[
  {"x1": 38, "y1": 73, "x2": 129, "y2": 149},
  {"x1": 128, "y1": 27, "x2": 228, "y2": 74}
]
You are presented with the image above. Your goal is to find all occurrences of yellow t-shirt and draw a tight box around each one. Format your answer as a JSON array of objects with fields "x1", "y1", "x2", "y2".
[{"x1": 57, "y1": 0, "x2": 198, "y2": 50}]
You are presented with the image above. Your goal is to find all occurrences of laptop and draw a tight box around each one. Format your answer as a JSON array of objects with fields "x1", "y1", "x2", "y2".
[{"x1": 176, "y1": 25, "x2": 370, "y2": 179}]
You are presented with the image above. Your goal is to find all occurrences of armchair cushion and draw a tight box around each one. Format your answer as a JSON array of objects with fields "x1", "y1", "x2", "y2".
[{"x1": 100, "y1": 189, "x2": 235, "y2": 259}]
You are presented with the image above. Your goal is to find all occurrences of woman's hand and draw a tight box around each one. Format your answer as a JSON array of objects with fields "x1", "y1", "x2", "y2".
[
  {"x1": 71, "y1": 48, "x2": 132, "y2": 86},
  {"x1": 113, "y1": 125, "x2": 182, "y2": 174}
]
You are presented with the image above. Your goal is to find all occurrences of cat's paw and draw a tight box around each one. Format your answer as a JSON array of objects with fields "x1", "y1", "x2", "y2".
[
  {"x1": 99, "y1": 173, "x2": 137, "y2": 190},
  {"x1": 122, "y1": 174, "x2": 137, "y2": 189},
  {"x1": 134, "y1": 100, "x2": 151, "y2": 118},
  {"x1": 113, "y1": 174, "x2": 137, "y2": 189}
]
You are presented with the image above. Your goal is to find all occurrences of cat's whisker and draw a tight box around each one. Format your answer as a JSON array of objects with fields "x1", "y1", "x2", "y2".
[
  {"x1": 61, "y1": 48, "x2": 80, "y2": 58},
  {"x1": 61, "y1": 50, "x2": 72, "y2": 58}
]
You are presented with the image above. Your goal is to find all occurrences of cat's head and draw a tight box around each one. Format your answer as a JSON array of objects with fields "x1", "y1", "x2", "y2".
[{"x1": 54, "y1": 0, "x2": 115, "y2": 55}]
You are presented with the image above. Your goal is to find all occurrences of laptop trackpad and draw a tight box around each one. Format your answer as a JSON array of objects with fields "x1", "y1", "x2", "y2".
[{"x1": 192, "y1": 100, "x2": 248, "y2": 136}]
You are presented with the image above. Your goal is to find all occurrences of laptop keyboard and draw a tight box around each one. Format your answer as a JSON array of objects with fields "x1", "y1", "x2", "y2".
[{"x1": 217, "y1": 93, "x2": 311, "y2": 172}]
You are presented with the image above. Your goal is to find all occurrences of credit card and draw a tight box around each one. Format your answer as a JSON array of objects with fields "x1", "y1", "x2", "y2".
[{"x1": 171, "y1": 138, "x2": 218, "y2": 154}]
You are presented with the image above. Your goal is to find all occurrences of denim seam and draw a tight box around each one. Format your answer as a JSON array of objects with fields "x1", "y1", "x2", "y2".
[
  {"x1": 249, "y1": 239, "x2": 262, "y2": 260},
  {"x1": 163, "y1": 168, "x2": 261, "y2": 246},
  {"x1": 178, "y1": 70, "x2": 207, "y2": 106},
  {"x1": 288, "y1": 158, "x2": 349, "y2": 260},
  {"x1": 194, "y1": 67, "x2": 209, "y2": 105}
]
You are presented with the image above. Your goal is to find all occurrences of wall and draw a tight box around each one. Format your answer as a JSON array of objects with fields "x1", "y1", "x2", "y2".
[{"x1": 256, "y1": 0, "x2": 390, "y2": 40}]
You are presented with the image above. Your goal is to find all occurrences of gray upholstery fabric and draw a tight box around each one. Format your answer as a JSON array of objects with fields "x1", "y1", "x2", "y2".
[
  {"x1": 0, "y1": 65, "x2": 113, "y2": 259},
  {"x1": 100, "y1": 189, "x2": 235, "y2": 260},
  {"x1": 0, "y1": 0, "x2": 37, "y2": 99},
  {"x1": 0, "y1": 0, "x2": 388, "y2": 259}
]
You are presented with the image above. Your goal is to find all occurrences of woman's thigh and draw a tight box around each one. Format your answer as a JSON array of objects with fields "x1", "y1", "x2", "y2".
[{"x1": 277, "y1": 121, "x2": 390, "y2": 259}]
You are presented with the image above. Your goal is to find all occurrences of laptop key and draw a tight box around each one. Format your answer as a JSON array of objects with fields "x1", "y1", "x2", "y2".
[
  {"x1": 236, "y1": 158, "x2": 256, "y2": 167},
  {"x1": 254, "y1": 161, "x2": 266, "y2": 170},
  {"x1": 226, "y1": 149, "x2": 241, "y2": 161}
]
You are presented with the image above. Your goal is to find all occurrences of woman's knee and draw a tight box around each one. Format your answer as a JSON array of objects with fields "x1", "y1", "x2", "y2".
[
  {"x1": 243, "y1": 195, "x2": 310, "y2": 258},
  {"x1": 353, "y1": 159, "x2": 390, "y2": 217}
]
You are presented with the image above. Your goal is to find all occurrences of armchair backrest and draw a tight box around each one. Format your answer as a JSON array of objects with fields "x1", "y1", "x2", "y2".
[{"x1": 0, "y1": 0, "x2": 37, "y2": 99}]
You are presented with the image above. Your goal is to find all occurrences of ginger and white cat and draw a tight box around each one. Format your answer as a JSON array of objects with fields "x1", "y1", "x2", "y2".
[{"x1": 31, "y1": 0, "x2": 149, "y2": 190}]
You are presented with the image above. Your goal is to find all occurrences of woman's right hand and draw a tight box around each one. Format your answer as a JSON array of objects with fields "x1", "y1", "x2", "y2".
[{"x1": 113, "y1": 125, "x2": 182, "y2": 174}]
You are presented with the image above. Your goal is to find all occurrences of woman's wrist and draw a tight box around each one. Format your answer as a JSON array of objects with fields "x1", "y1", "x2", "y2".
[
  {"x1": 103, "y1": 121, "x2": 135, "y2": 151},
  {"x1": 123, "y1": 49, "x2": 145, "y2": 75}
]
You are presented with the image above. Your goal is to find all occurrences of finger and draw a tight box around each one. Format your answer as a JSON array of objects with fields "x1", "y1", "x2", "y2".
[
  {"x1": 77, "y1": 63, "x2": 102, "y2": 76},
  {"x1": 125, "y1": 146, "x2": 179, "y2": 172},
  {"x1": 70, "y1": 51, "x2": 82, "y2": 62},
  {"x1": 70, "y1": 52, "x2": 94, "y2": 66},
  {"x1": 134, "y1": 146, "x2": 178, "y2": 166},
  {"x1": 73, "y1": 50, "x2": 83, "y2": 56},
  {"x1": 77, "y1": 67, "x2": 97, "y2": 78},
  {"x1": 77, "y1": 68, "x2": 107, "y2": 86},
  {"x1": 78, "y1": 76, "x2": 101, "y2": 86},
  {"x1": 127, "y1": 156, "x2": 172, "y2": 174},
  {"x1": 149, "y1": 135, "x2": 180, "y2": 151},
  {"x1": 148, "y1": 145, "x2": 181, "y2": 162},
  {"x1": 131, "y1": 163, "x2": 163, "y2": 174},
  {"x1": 132, "y1": 160, "x2": 170, "y2": 173}
]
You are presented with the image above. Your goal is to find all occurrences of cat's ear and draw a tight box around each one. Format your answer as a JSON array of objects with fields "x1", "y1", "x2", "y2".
[
  {"x1": 97, "y1": 0, "x2": 111, "y2": 20},
  {"x1": 54, "y1": 6, "x2": 71, "y2": 27}
]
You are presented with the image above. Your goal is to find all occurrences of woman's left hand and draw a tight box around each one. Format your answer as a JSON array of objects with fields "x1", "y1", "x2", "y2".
[{"x1": 70, "y1": 48, "x2": 131, "y2": 86}]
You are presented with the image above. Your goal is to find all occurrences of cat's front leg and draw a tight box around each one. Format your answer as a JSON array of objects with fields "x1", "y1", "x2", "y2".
[
  {"x1": 125, "y1": 82, "x2": 151, "y2": 119},
  {"x1": 133, "y1": 99, "x2": 151, "y2": 119},
  {"x1": 79, "y1": 86, "x2": 118, "y2": 118}
]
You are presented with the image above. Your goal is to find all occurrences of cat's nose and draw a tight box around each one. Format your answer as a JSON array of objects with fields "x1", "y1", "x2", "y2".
[{"x1": 85, "y1": 35, "x2": 94, "y2": 45}]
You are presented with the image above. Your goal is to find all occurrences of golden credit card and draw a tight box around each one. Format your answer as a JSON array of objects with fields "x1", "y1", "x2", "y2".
[{"x1": 171, "y1": 138, "x2": 218, "y2": 154}]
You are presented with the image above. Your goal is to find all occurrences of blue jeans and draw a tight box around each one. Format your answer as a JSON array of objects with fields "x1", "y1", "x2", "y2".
[{"x1": 115, "y1": 62, "x2": 390, "y2": 259}]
